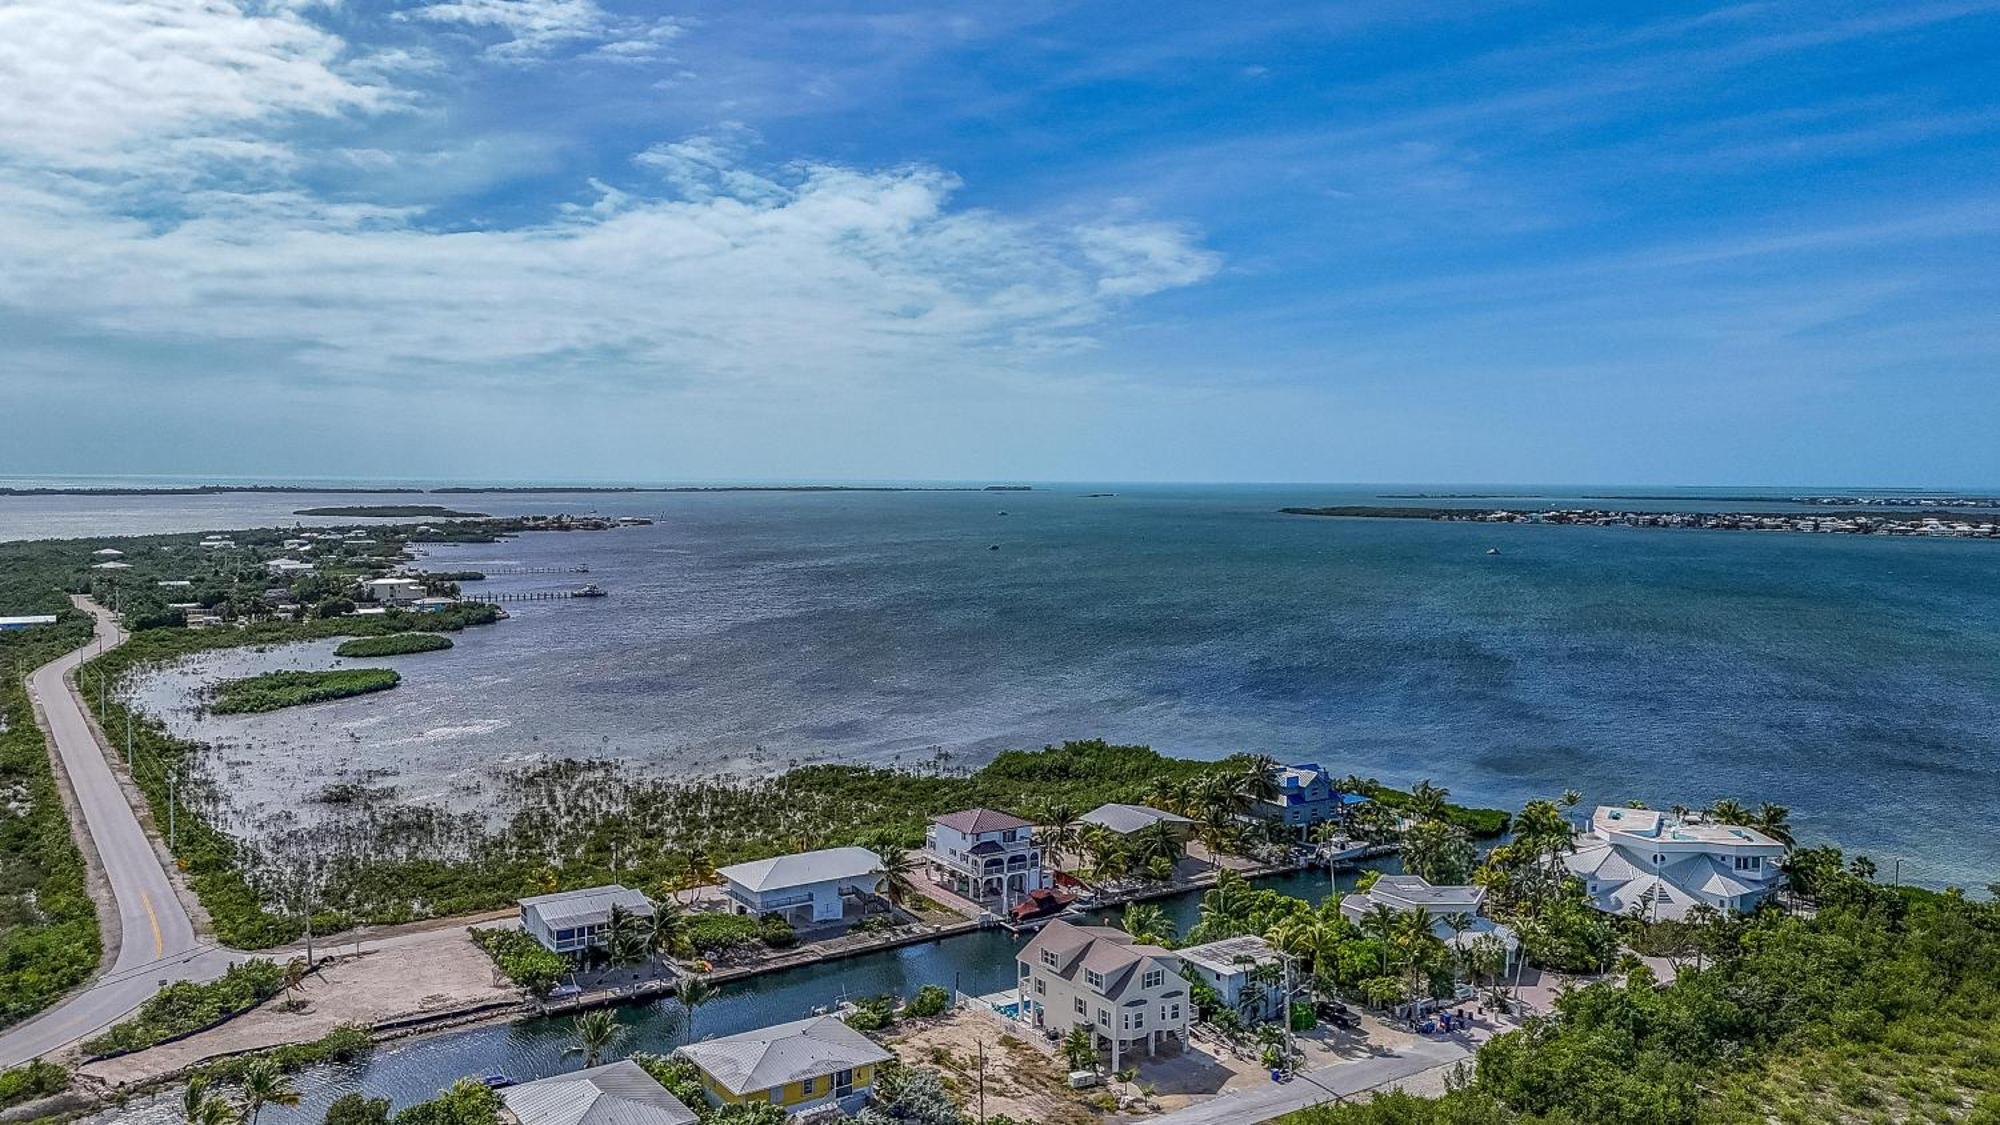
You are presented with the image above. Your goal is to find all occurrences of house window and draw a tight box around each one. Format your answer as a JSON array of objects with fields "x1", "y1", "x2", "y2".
[
  {"x1": 1734, "y1": 855, "x2": 1762, "y2": 871},
  {"x1": 1097, "y1": 1008, "x2": 1110, "y2": 1028},
  {"x1": 1142, "y1": 969, "x2": 1164, "y2": 989},
  {"x1": 1123, "y1": 1010, "x2": 1144, "y2": 1030},
  {"x1": 801, "y1": 1076, "x2": 819, "y2": 1095},
  {"x1": 1075, "y1": 997, "x2": 1088, "y2": 1016},
  {"x1": 1165, "y1": 1003, "x2": 1181, "y2": 1022},
  {"x1": 1041, "y1": 950, "x2": 1059, "y2": 968},
  {"x1": 1020, "y1": 962, "x2": 1031, "y2": 978},
  {"x1": 834, "y1": 1069, "x2": 854, "y2": 1096},
  {"x1": 1035, "y1": 979, "x2": 1045, "y2": 996},
  {"x1": 1085, "y1": 969, "x2": 1104, "y2": 990}
]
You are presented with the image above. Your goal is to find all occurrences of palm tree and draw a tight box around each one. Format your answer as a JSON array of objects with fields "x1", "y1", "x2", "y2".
[
  {"x1": 647, "y1": 898, "x2": 690, "y2": 964},
  {"x1": 674, "y1": 849, "x2": 718, "y2": 904},
  {"x1": 1143, "y1": 777, "x2": 1187, "y2": 816},
  {"x1": 565, "y1": 1008, "x2": 628, "y2": 1067},
  {"x1": 236, "y1": 1059, "x2": 299, "y2": 1125},
  {"x1": 1232, "y1": 755, "x2": 1281, "y2": 813},
  {"x1": 1062, "y1": 1026, "x2": 1098, "y2": 1073},
  {"x1": 182, "y1": 1075, "x2": 239, "y2": 1125},
  {"x1": 675, "y1": 976, "x2": 718, "y2": 1042},
  {"x1": 1407, "y1": 780, "x2": 1449, "y2": 821},
  {"x1": 1706, "y1": 798, "x2": 1751, "y2": 825},
  {"x1": 279, "y1": 955, "x2": 310, "y2": 1011},
  {"x1": 1559, "y1": 789, "x2": 1583, "y2": 812},
  {"x1": 1752, "y1": 803, "x2": 1795, "y2": 847},
  {"x1": 1441, "y1": 912, "x2": 1474, "y2": 958},
  {"x1": 604, "y1": 903, "x2": 649, "y2": 974},
  {"x1": 869, "y1": 840, "x2": 918, "y2": 907},
  {"x1": 1360, "y1": 903, "x2": 1400, "y2": 973},
  {"x1": 1132, "y1": 820, "x2": 1185, "y2": 871},
  {"x1": 1079, "y1": 825, "x2": 1125, "y2": 881},
  {"x1": 1035, "y1": 802, "x2": 1080, "y2": 872},
  {"x1": 1121, "y1": 902, "x2": 1176, "y2": 946},
  {"x1": 1512, "y1": 799, "x2": 1575, "y2": 900},
  {"x1": 1195, "y1": 801, "x2": 1237, "y2": 860}
]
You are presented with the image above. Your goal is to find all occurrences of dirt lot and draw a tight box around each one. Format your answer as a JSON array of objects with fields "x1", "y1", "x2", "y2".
[
  {"x1": 82, "y1": 925, "x2": 518, "y2": 1090},
  {"x1": 885, "y1": 1008, "x2": 1106, "y2": 1124}
]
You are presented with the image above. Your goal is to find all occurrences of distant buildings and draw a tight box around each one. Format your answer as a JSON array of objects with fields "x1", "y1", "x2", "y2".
[
  {"x1": 1339, "y1": 875, "x2": 1519, "y2": 966},
  {"x1": 519, "y1": 884, "x2": 654, "y2": 955},
  {"x1": 264, "y1": 558, "x2": 315, "y2": 576},
  {"x1": 499, "y1": 1060, "x2": 698, "y2": 1125},
  {"x1": 1016, "y1": 918, "x2": 1189, "y2": 1070},
  {"x1": 675, "y1": 1013, "x2": 891, "y2": 1116},
  {"x1": 923, "y1": 808, "x2": 1048, "y2": 908},
  {"x1": 1564, "y1": 806, "x2": 1786, "y2": 921},
  {"x1": 715, "y1": 846, "x2": 885, "y2": 926},
  {"x1": 1249, "y1": 762, "x2": 1370, "y2": 840},
  {"x1": 359, "y1": 576, "x2": 425, "y2": 603}
]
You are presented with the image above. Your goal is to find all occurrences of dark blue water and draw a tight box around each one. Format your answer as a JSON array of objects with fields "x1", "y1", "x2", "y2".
[
  {"x1": 86, "y1": 482, "x2": 2000, "y2": 891},
  {"x1": 94, "y1": 867, "x2": 1365, "y2": 1123}
]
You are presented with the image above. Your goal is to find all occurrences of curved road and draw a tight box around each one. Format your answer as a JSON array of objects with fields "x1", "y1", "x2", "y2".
[{"x1": 0, "y1": 598, "x2": 238, "y2": 1068}]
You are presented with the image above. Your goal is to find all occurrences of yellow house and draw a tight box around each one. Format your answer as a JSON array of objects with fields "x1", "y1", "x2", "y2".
[{"x1": 674, "y1": 1013, "x2": 893, "y2": 1115}]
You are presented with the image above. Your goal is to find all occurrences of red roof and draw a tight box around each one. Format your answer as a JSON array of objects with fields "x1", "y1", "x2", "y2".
[{"x1": 932, "y1": 808, "x2": 1033, "y2": 835}]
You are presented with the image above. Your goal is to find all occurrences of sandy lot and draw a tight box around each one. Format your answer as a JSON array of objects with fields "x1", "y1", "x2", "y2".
[
  {"x1": 886, "y1": 1008, "x2": 1105, "y2": 1124},
  {"x1": 82, "y1": 925, "x2": 519, "y2": 1090}
]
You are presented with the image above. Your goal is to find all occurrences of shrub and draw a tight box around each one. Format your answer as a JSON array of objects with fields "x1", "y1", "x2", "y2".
[
  {"x1": 81, "y1": 959, "x2": 286, "y2": 1056},
  {"x1": 334, "y1": 633, "x2": 454, "y2": 658},
  {"x1": 198, "y1": 1023, "x2": 373, "y2": 1081},
  {"x1": 390, "y1": 1077, "x2": 500, "y2": 1125},
  {"x1": 632, "y1": 1055, "x2": 707, "y2": 1110},
  {"x1": 469, "y1": 927, "x2": 569, "y2": 996},
  {"x1": 904, "y1": 984, "x2": 951, "y2": 1019},
  {"x1": 757, "y1": 914, "x2": 798, "y2": 949},
  {"x1": 844, "y1": 994, "x2": 898, "y2": 1031},
  {"x1": 685, "y1": 914, "x2": 762, "y2": 953},
  {"x1": 0, "y1": 1060, "x2": 68, "y2": 1109},
  {"x1": 324, "y1": 1093, "x2": 392, "y2": 1125}
]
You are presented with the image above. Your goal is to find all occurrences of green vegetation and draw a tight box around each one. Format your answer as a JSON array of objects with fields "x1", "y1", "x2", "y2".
[
  {"x1": 81, "y1": 958, "x2": 286, "y2": 1057},
  {"x1": 211, "y1": 668, "x2": 401, "y2": 713},
  {"x1": 334, "y1": 633, "x2": 454, "y2": 658},
  {"x1": 293, "y1": 506, "x2": 488, "y2": 518},
  {"x1": 904, "y1": 983, "x2": 951, "y2": 1018},
  {"x1": 325, "y1": 1093, "x2": 393, "y2": 1125},
  {"x1": 195, "y1": 1023, "x2": 373, "y2": 1082},
  {"x1": 389, "y1": 1077, "x2": 500, "y2": 1125},
  {"x1": 0, "y1": 610, "x2": 100, "y2": 1032},
  {"x1": 468, "y1": 926, "x2": 569, "y2": 995},
  {"x1": 0, "y1": 1059, "x2": 68, "y2": 1109}
]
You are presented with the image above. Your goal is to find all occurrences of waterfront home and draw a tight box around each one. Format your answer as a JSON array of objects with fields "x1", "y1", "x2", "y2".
[
  {"x1": 715, "y1": 846, "x2": 885, "y2": 926},
  {"x1": 359, "y1": 576, "x2": 424, "y2": 603},
  {"x1": 1564, "y1": 805, "x2": 1785, "y2": 921},
  {"x1": 1080, "y1": 803, "x2": 1195, "y2": 841},
  {"x1": 675, "y1": 1013, "x2": 891, "y2": 1116},
  {"x1": 1338, "y1": 875, "x2": 1520, "y2": 966},
  {"x1": 923, "y1": 807, "x2": 1049, "y2": 908},
  {"x1": 499, "y1": 1060, "x2": 699, "y2": 1125},
  {"x1": 1249, "y1": 762, "x2": 1372, "y2": 840},
  {"x1": 519, "y1": 884, "x2": 655, "y2": 955},
  {"x1": 1017, "y1": 918, "x2": 1190, "y2": 1070},
  {"x1": 1176, "y1": 934, "x2": 1286, "y2": 1022}
]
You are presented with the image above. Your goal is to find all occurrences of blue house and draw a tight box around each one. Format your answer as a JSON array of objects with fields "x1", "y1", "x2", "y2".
[{"x1": 1253, "y1": 763, "x2": 1369, "y2": 840}]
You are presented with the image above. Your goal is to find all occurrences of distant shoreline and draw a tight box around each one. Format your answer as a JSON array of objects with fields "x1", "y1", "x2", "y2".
[
  {"x1": 1284, "y1": 505, "x2": 2000, "y2": 538},
  {"x1": 3, "y1": 484, "x2": 1033, "y2": 498}
]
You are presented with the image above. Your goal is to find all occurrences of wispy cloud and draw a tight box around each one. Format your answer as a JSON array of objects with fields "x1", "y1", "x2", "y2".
[{"x1": 398, "y1": 0, "x2": 684, "y2": 63}]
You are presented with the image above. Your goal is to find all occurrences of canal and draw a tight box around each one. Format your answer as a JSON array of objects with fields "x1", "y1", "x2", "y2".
[{"x1": 92, "y1": 864, "x2": 1392, "y2": 1123}]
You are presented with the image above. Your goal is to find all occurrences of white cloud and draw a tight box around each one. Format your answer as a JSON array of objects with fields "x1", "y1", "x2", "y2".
[{"x1": 400, "y1": 0, "x2": 684, "y2": 62}]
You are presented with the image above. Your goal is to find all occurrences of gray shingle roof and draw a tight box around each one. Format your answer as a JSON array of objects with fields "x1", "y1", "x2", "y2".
[
  {"x1": 499, "y1": 1060, "x2": 700, "y2": 1125},
  {"x1": 675, "y1": 1014, "x2": 892, "y2": 1097}
]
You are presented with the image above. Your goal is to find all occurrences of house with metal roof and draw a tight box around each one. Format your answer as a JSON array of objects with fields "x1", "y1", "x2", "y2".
[
  {"x1": 1079, "y1": 803, "x2": 1194, "y2": 839},
  {"x1": 1339, "y1": 875, "x2": 1519, "y2": 965},
  {"x1": 519, "y1": 884, "x2": 655, "y2": 955},
  {"x1": 922, "y1": 808, "x2": 1048, "y2": 909},
  {"x1": 1016, "y1": 919, "x2": 1189, "y2": 1070},
  {"x1": 1176, "y1": 934, "x2": 1286, "y2": 1022},
  {"x1": 674, "y1": 1013, "x2": 892, "y2": 1117},
  {"x1": 1248, "y1": 762, "x2": 1372, "y2": 840},
  {"x1": 714, "y1": 846, "x2": 884, "y2": 926},
  {"x1": 498, "y1": 1060, "x2": 699, "y2": 1125},
  {"x1": 1563, "y1": 805, "x2": 1786, "y2": 921}
]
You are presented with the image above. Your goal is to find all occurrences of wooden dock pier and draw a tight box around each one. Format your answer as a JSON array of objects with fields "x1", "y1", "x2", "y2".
[
  {"x1": 464, "y1": 587, "x2": 607, "y2": 603},
  {"x1": 476, "y1": 565, "x2": 590, "y2": 576}
]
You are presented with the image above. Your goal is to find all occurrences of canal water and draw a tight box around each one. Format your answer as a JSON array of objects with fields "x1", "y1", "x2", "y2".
[{"x1": 91, "y1": 866, "x2": 1386, "y2": 1123}]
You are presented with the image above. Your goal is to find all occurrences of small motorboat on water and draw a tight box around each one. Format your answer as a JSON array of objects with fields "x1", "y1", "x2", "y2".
[
  {"x1": 574, "y1": 584, "x2": 608, "y2": 597},
  {"x1": 1486, "y1": 548, "x2": 1501, "y2": 555}
]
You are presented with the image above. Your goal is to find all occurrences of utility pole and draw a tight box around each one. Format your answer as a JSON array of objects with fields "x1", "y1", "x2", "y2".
[
  {"x1": 167, "y1": 769, "x2": 178, "y2": 850},
  {"x1": 976, "y1": 1037, "x2": 986, "y2": 1124},
  {"x1": 126, "y1": 710, "x2": 134, "y2": 769}
]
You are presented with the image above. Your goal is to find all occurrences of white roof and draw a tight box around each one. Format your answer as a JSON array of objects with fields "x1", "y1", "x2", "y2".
[
  {"x1": 0, "y1": 615, "x2": 58, "y2": 627},
  {"x1": 520, "y1": 884, "x2": 654, "y2": 927},
  {"x1": 91, "y1": 548, "x2": 123, "y2": 557},
  {"x1": 1080, "y1": 803, "x2": 1193, "y2": 834},
  {"x1": 364, "y1": 576, "x2": 423, "y2": 586},
  {"x1": 90, "y1": 561, "x2": 132, "y2": 569},
  {"x1": 716, "y1": 846, "x2": 883, "y2": 893},
  {"x1": 1177, "y1": 935, "x2": 1282, "y2": 977},
  {"x1": 676, "y1": 1014, "x2": 891, "y2": 1097},
  {"x1": 500, "y1": 1060, "x2": 698, "y2": 1125}
]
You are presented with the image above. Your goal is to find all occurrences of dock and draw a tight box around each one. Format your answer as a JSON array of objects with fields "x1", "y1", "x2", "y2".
[
  {"x1": 475, "y1": 565, "x2": 590, "y2": 575},
  {"x1": 464, "y1": 586, "x2": 607, "y2": 603}
]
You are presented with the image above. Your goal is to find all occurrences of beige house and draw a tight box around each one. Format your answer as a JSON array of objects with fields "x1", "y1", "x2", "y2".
[{"x1": 1016, "y1": 919, "x2": 1189, "y2": 1070}]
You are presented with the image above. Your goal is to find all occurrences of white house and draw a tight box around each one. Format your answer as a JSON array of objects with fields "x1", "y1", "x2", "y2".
[
  {"x1": 91, "y1": 548, "x2": 124, "y2": 558},
  {"x1": 1564, "y1": 806, "x2": 1786, "y2": 921},
  {"x1": 1339, "y1": 875, "x2": 1519, "y2": 966},
  {"x1": 1176, "y1": 934, "x2": 1286, "y2": 1022},
  {"x1": 265, "y1": 558, "x2": 316, "y2": 576},
  {"x1": 519, "y1": 884, "x2": 655, "y2": 955},
  {"x1": 715, "y1": 846, "x2": 885, "y2": 926},
  {"x1": 1017, "y1": 919, "x2": 1189, "y2": 1070},
  {"x1": 923, "y1": 808, "x2": 1049, "y2": 908},
  {"x1": 359, "y1": 576, "x2": 425, "y2": 603},
  {"x1": 1079, "y1": 803, "x2": 1194, "y2": 840},
  {"x1": 0, "y1": 615, "x2": 59, "y2": 631},
  {"x1": 499, "y1": 1060, "x2": 699, "y2": 1125}
]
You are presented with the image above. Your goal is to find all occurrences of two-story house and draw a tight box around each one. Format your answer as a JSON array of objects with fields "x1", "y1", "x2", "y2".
[
  {"x1": 1249, "y1": 762, "x2": 1370, "y2": 841},
  {"x1": 923, "y1": 808, "x2": 1049, "y2": 908},
  {"x1": 1017, "y1": 919, "x2": 1189, "y2": 1070},
  {"x1": 518, "y1": 884, "x2": 655, "y2": 956},
  {"x1": 1564, "y1": 805, "x2": 1787, "y2": 920}
]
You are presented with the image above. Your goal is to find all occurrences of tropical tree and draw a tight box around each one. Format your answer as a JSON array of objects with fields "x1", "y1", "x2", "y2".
[
  {"x1": 647, "y1": 898, "x2": 690, "y2": 963},
  {"x1": 1407, "y1": 780, "x2": 1450, "y2": 821},
  {"x1": 869, "y1": 838, "x2": 919, "y2": 907},
  {"x1": 1194, "y1": 801, "x2": 1238, "y2": 859},
  {"x1": 1705, "y1": 798, "x2": 1751, "y2": 825},
  {"x1": 181, "y1": 1075, "x2": 239, "y2": 1125},
  {"x1": 235, "y1": 1059, "x2": 300, "y2": 1125},
  {"x1": 1402, "y1": 818, "x2": 1476, "y2": 885},
  {"x1": 279, "y1": 955, "x2": 310, "y2": 1011},
  {"x1": 1062, "y1": 1025, "x2": 1099, "y2": 1072},
  {"x1": 1121, "y1": 902, "x2": 1176, "y2": 946},
  {"x1": 1131, "y1": 820, "x2": 1185, "y2": 871},
  {"x1": 1035, "y1": 802, "x2": 1080, "y2": 871},
  {"x1": 1752, "y1": 803, "x2": 1795, "y2": 847},
  {"x1": 1231, "y1": 754, "x2": 1282, "y2": 813},
  {"x1": 605, "y1": 904, "x2": 649, "y2": 974},
  {"x1": 1143, "y1": 777, "x2": 1190, "y2": 816},
  {"x1": 1079, "y1": 824, "x2": 1125, "y2": 880},
  {"x1": 1511, "y1": 799, "x2": 1577, "y2": 900},
  {"x1": 1558, "y1": 789, "x2": 1583, "y2": 812},
  {"x1": 566, "y1": 1008, "x2": 628, "y2": 1067},
  {"x1": 676, "y1": 976, "x2": 718, "y2": 1042}
]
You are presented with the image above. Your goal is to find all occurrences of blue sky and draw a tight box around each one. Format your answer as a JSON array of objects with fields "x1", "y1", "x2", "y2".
[{"x1": 3, "y1": 1, "x2": 1998, "y2": 484}]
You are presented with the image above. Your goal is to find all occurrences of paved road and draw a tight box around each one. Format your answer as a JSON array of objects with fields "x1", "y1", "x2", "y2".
[
  {"x1": 0, "y1": 599, "x2": 238, "y2": 1068},
  {"x1": 1150, "y1": 1036, "x2": 1471, "y2": 1125}
]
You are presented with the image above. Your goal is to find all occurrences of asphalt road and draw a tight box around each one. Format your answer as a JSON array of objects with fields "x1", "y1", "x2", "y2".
[{"x1": 0, "y1": 598, "x2": 238, "y2": 1069}]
